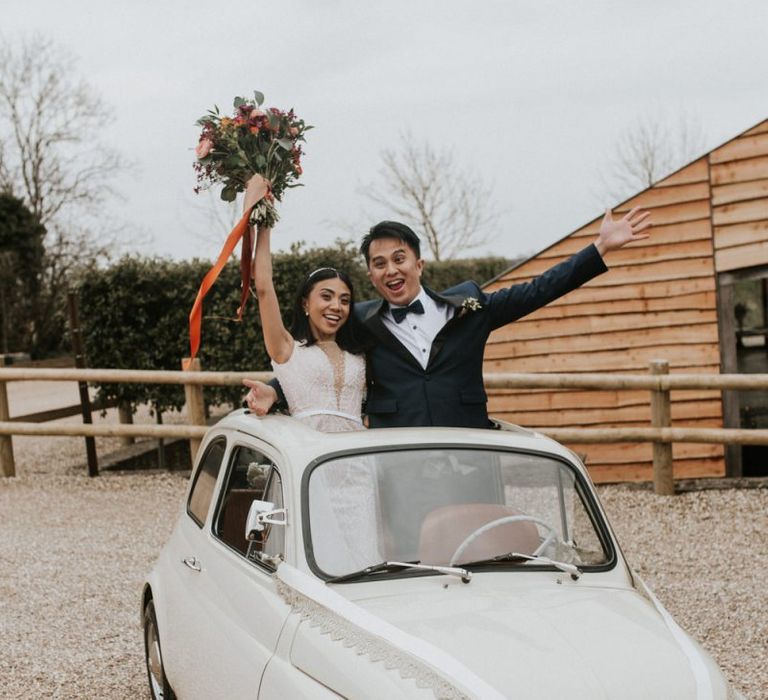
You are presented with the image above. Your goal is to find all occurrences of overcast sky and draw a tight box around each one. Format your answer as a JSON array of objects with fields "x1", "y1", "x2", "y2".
[{"x1": 4, "y1": 0, "x2": 768, "y2": 263}]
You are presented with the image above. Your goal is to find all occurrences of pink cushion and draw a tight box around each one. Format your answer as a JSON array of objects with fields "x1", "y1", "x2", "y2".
[{"x1": 418, "y1": 503, "x2": 540, "y2": 565}]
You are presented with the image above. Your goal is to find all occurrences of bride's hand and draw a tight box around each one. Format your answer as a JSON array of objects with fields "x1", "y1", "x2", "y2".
[
  {"x1": 242, "y1": 378, "x2": 278, "y2": 416},
  {"x1": 243, "y1": 174, "x2": 270, "y2": 215}
]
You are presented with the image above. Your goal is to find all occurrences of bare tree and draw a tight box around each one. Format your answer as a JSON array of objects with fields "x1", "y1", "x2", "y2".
[
  {"x1": 600, "y1": 113, "x2": 706, "y2": 204},
  {"x1": 182, "y1": 189, "x2": 242, "y2": 255},
  {"x1": 0, "y1": 37, "x2": 126, "y2": 224},
  {"x1": 361, "y1": 134, "x2": 498, "y2": 261},
  {"x1": 0, "y1": 36, "x2": 128, "y2": 353}
]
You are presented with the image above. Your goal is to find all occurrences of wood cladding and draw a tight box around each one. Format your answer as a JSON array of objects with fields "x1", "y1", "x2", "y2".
[
  {"x1": 716, "y1": 241, "x2": 768, "y2": 272},
  {"x1": 483, "y1": 119, "x2": 768, "y2": 481},
  {"x1": 588, "y1": 459, "x2": 723, "y2": 483},
  {"x1": 711, "y1": 122, "x2": 768, "y2": 274},
  {"x1": 711, "y1": 155, "x2": 768, "y2": 186},
  {"x1": 485, "y1": 158, "x2": 724, "y2": 481},
  {"x1": 713, "y1": 198, "x2": 768, "y2": 227},
  {"x1": 741, "y1": 122, "x2": 768, "y2": 137},
  {"x1": 712, "y1": 179, "x2": 768, "y2": 206},
  {"x1": 710, "y1": 132, "x2": 768, "y2": 164}
]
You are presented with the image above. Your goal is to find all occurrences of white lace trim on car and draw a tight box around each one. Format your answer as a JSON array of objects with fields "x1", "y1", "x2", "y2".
[{"x1": 274, "y1": 563, "x2": 505, "y2": 700}]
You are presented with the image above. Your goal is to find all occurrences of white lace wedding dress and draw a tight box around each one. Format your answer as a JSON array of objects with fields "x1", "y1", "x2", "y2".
[
  {"x1": 271, "y1": 340, "x2": 366, "y2": 432},
  {"x1": 272, "y1": 340, "x2": 382, "y2": 571}
]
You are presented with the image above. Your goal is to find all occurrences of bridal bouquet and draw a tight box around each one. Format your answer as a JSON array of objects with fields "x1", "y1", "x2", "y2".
[
  {"x1": 193, "y1": 90, "x2": 311, "y2": 227},
  {"x1": 184, "y1": 91, "x2": 311, "y2": 370}
]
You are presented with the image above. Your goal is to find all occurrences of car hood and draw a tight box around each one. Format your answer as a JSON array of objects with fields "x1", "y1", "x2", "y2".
[{"x1": 290, "y1": 574, "x2": 728, "y2": 699}]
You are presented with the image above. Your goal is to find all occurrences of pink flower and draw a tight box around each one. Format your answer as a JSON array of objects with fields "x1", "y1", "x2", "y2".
[
  {"x1": 195, "y1": 138, "x2": 213, "y2": 159},
  {"x1": 288, "y1": 126, "x2": 299, "y2": 137},
  {"x1": 250, "y1": 108, "x2": 265, "y2": 119}
]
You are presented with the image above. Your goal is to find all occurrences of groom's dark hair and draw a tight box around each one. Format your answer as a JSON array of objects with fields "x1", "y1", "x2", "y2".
[{"x1": 360, "y1": 221, "x2": 421, "y2": 264}]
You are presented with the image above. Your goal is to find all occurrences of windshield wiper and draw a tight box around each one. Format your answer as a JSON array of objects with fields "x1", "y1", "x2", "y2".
[
  {"x1": 459, "y1": 552, "x2": 581, "y2": 580},
  {"x1": 326, "y1": 560, "x2": 472, "y2": 584}
]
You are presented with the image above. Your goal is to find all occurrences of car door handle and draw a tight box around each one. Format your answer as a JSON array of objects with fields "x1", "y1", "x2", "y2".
[{"x1": 182, "y1": 556, "x2": 202, "y2": 572}]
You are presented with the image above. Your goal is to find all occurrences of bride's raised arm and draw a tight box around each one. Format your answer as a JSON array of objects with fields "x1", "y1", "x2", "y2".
[{"x1": 244, "y1": 175, "x2": 293, "y2": 364}]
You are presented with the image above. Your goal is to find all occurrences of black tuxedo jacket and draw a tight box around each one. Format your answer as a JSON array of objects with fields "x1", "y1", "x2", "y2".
[{"x1": 355, "y1": 243, "x2": 607, "y2": 428}]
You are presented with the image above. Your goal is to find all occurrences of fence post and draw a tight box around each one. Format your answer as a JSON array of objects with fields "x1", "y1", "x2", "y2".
[
  {"x1": 155, "y1": 406, "x2": 166, "y2": 470},
  {"x1": 67, "y1": 291, "x2": 98, "y2": 477},
  {"x1": 182, "y1": 358, "x2": 206, "y2": 465},
  {"x1": 0, "y1": 379, "x2": 15, "y2": 477},
  {"x1": 118, "y1": 401, "x2": 135, "y2": 446},
  {"x1": 649, "y1": 360, "x2": 674, "y2": 495}
]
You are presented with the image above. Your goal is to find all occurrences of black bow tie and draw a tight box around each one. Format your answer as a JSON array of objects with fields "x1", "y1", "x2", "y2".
[{"x1": 390, "y1": 299, "x2": 425, "y2": 323}]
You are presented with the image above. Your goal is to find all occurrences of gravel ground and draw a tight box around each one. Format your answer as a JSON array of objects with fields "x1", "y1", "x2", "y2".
[
  {"x1": 1, "y1": 438, "x2": 766, "y2": 698},
  {"x1": 0, "y1": 471, "x2": 186, "y2": 699},
  {"x1": 598, "y1": 486, "x2": 768, "y2": 700}
]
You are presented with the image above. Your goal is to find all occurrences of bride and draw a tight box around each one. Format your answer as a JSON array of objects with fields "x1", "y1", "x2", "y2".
[
  {"x1": 241, "y1": 175, "x2": 380, "y2": 572},
  {"x1": 241, "y1": 175, "x2": 365, "y2": 433}
]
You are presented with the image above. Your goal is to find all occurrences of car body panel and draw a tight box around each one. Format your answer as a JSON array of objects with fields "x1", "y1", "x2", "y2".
[
  {"x1": 142, "y1": 411, "x2": 738, "y2": 699},
  {"x1": 287, "y1": 571, "x2": 732, "y2": 699},
  {"x1": 309, "y1": 578, "x2": 694, "y2": 698}
]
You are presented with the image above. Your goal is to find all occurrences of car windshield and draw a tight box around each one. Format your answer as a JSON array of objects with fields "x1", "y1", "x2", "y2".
[{"x1": 306, "y1": 447, "x2": 610, "y2": 579}]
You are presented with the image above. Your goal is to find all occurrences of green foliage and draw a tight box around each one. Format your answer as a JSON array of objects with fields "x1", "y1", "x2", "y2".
[
  {"x1": 78, "y1": 243, "x2": 365, "y2": 412},
  {"x1": 76, "y1": 245, "x2": 515, "y2": 412},
  {"x1": 422, "y1": 256, "x2": 519, "y2": 290},
  {"x1": 78, "y1": 257, "x2": 200, "y2": 412},
  {"x1": 0, "y1": 193, "x2": 45, "y2": 352}
]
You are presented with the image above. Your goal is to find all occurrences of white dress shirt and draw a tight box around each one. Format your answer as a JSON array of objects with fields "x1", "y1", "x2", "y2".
[{"x1": 382, "y1": 287, "x2": 455, "y2": 369}]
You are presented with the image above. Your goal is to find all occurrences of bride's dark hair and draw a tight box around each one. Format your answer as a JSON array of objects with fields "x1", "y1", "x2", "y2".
[{"x1": 289, "y1": 267, "x2": 363, "y2": 354}]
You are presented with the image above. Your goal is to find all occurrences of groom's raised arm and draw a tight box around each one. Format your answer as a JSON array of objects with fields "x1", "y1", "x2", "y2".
[
  {"x1": 487, "y1": 207, "x2": 651, "y2": 328},
  {"x1": 486, "y1": 244, "x2": 606, "y2": 328}
]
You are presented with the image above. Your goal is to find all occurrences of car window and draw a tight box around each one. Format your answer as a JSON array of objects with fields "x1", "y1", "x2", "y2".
[
  {"x1": 187, "y1": 437, "x2": 226, "y2": 527},
  {"x1": 214, "y1": 445, "x2": 284, "y2": 566},
  {"x1": 307, "y1": 448, "x2": 611, "y2": 578}
]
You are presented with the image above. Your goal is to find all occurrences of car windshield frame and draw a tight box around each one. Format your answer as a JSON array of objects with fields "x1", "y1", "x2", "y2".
[{"x1": 300, "y1": 442, "x2": 617, "y2": 582}]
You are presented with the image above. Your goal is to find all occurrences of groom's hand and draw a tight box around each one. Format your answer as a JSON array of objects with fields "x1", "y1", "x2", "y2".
[
  {"x1": 242, "y1": 378, "x2": 278, "y2": 416},
  {"x1": 595, "y1": 207, "x2": 652, "y2": 257}
]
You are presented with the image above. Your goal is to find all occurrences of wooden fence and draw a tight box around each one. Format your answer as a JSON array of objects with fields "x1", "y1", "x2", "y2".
[{"x1": 1, "y1": 360, "x2": 768, "y2": 494}]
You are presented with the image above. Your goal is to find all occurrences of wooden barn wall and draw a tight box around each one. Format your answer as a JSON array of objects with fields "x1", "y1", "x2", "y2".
[
  {"x1": 482, "y1": 156, "x2": 725, "y2": 483},
  {"x1": 710, "y1": 121, "x2": 768, "y2": 272}
]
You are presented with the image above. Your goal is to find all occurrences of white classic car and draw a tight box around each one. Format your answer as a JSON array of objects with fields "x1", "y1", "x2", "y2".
[{"x1": 142, "y1": 411, "x2": 741, "y2": 700}]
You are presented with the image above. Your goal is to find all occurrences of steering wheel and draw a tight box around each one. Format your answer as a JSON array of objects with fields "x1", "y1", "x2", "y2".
[{"x1": 449, "y1": 515, "x2": 560, "y2": 566}]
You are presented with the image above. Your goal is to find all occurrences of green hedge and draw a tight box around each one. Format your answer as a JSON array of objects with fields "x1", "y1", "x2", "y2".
[
  {"x1": 77, "y1": 244, "x2": 514, "y2": 412},
  {"x1": 421, "y1": 257, "x2": 520, "y2": 291},
  {"x1": 0, "y1": 194, "x2": 45, "y2": 353}
]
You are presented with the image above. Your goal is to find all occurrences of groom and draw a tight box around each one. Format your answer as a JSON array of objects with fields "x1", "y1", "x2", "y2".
[{"x1": 245, "y1": 208, "x2": 650, "y2": 428}]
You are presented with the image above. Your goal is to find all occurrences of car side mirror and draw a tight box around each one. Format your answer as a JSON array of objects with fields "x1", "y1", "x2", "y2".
[{"x1": 245, "y1": 499, "x2": 287, "y2": 540}]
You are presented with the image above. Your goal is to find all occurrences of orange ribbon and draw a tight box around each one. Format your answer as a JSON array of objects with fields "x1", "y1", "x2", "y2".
[
  {"x1": 182, "y1": 208, "x2": 251, "y2": 370},
  {"x1": 183, "y1": 177, "x2": 269, "y2": 371}
]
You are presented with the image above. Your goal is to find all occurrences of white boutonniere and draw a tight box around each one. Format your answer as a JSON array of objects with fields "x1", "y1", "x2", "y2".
[{"x1": 457, "y1": 296, "x2": 483, "y2": 318}]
